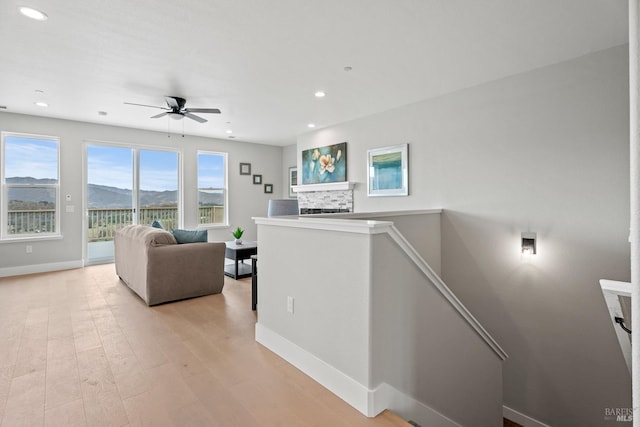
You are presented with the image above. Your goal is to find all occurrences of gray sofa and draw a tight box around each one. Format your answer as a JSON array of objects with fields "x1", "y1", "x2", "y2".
[{"x1": 114, "y1": 224, "x2": 225, "y2": 306}]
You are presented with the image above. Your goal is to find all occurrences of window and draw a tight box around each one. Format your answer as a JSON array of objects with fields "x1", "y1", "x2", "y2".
[
  {"x1": 1, "y1": 132, "x2": 60, "y2": 239},
  {"x1": 197, "y1": 151, "x2": 227, "y2": 225}
]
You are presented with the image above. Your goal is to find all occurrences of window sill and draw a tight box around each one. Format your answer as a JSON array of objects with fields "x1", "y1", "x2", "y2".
[
  {"x1": 197, "y1": 224, "x2": 229, "y2": 230},
  {"x1": 1, "y1": 234, "x2": 63, "y2": 243}
]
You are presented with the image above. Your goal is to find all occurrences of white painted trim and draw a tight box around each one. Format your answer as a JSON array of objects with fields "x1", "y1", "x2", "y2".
[
  {"x1": 600, "y1": 279, "x2": 632, "y2": 297},
  {"x1": 292, "y1": 181, "x2": 355, "y2": 192},
  {"x1": 372, "y1": 383, "x2": 462, "y2": 427},
  {"x1": 255, "y1": 323, "x2": 374, "y2": 416},
  {"x1": 629, "y1": 1, "x2": 640, "y2": 422},
  {"x1": 253, "y1": 216, "x2": 394, "y2": 235},
  {"x1": 0, "y1": 260, "x2": 83, "y2": 278},
  {"x1": 503, "y1": 405, "x2": 552, "y2": 427},
  {"x1": 386, "y1": 225, "x2": 508, "y2": 361},
  {"x1": 257, "y1": 323, "x2": 465, "y2": 425},
  {"x1": 600, "y1": 279, "x2": 632, "y2": 373},
  {"x1": 0, "y1": 234, "x2": 64, "y2": 243}
]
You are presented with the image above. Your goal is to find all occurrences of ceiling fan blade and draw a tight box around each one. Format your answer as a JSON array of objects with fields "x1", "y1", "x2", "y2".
[
  {"x1": 124, "y1": 102, "x2": 168, "y2": 110},
  {"x1": 185, "y1": 108, "x2": 221, "y2": 114},
  {"x1": 184, "y1": 113, "x2": 208, "y2": 123},
  {"x1": 150, "y1": 112, "x2": 169, "y2": 119}
]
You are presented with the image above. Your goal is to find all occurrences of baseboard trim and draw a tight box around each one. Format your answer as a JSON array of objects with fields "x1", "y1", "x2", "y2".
[
  {"x1": 255, "y1": 322, "x2": 374, "y2": 416},
  {"x1": 372, "y1": 383, "x2": 462, "y2": 427},
  {"x1": 503, "y1": 405, "x2": 552, "y2": 427},
  {"x1": 0, "y1": 260, "x2": 84, "y2": 278},
  {"x1": 256, "y1": 322, "x2": 462, "y2": 426}
]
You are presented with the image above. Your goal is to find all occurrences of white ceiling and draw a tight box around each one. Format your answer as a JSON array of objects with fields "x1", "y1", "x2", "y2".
[{"x1": 0, "y1": 0, "x2": 629, "y2": 146}]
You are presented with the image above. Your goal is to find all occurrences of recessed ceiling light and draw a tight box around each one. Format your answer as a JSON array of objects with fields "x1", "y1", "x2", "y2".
[
  {"x1": 225, "y1": 130, "x2": 232, "y2": 134},
  {"x1": 19, "y1": 6, "x2": 48, "y2": 21},
  {"x1": 34, "y1": 101, "x2": 48, "y2": 107},
  {"x1": 307, "y1": 123, "x2": 316, "y2": 128},
  {"x1": 314, "y1": 91, "x2": 326, "y2": 98},
  {"x1": 98, "y1": 111, "x2": 108, "y2": 116}
]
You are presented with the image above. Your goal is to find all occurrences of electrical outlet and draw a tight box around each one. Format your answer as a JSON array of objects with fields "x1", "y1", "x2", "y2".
[
  {"x1": 287, "y1": 296, "x2": 294, "y2": 314},
  {"x1": 26, "y1": 245, "x2": 33, "y2": 254}
]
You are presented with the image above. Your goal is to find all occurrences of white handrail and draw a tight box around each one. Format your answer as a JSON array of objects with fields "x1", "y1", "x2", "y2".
[
  {"x1": 387, "y1": 224, "x2": 509, "y2": 361},
  {"x1": 600, "y1": 279, "x2": 632, "y2": 373}
]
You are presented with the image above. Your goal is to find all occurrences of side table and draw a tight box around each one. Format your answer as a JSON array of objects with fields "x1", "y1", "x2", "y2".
[{"x1": 224, "y1": 241, "x2": 257, "y2": 279}]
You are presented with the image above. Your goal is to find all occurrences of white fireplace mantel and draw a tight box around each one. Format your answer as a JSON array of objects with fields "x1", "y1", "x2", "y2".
[{"x1": 291, "y1": 181, "x2": 355, "y2": 193}]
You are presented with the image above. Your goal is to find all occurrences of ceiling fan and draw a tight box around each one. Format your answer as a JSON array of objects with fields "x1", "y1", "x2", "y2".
[{"x1": 124, "y1": 96, "x2": 221, "y2": 123}]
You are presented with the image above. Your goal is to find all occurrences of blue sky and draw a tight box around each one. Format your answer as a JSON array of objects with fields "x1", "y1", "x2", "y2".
[
  {"x1": 5, "y1": 136, "x2": 58, "y2": 180},
  {"x1": 87, "y1": 146, "x2": 224, "y2": 191},
  {"x1": 139, "y1": 150, "x2": 178, "y2": 192},
  {"x1": 87, "y1": 146, "x2": 134, "y2": 189},
  {"x1": 6, "y1": 139, "x2": 225, "y2": 192},
  {"x1": 198, "y1": 153, "x2": 225, "y2": 189},
  {"x1": 88, "y1": 146, "x2": 181, "y2": 191}
]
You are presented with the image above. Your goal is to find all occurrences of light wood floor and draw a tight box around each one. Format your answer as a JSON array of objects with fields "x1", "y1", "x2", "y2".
[{"x1": 0, "y1": 264, "x2": 410, "y2": 427}]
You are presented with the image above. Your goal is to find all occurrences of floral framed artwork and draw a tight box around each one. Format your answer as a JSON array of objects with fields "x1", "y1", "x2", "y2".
[
  {"x1": 367, "y1": 143, "x2": 409, "y2": 197},
  {"x1": 253, "y1": 174, "x2": 262, "y2": 184},
  {"x1": 264, "y1": 183, "x2": 273, "y2": 194},
  {"x1": 288, "y1": 166, "x2": 297, "y2": 198},
  {"x1": 239, "y1": 163, "x2": 251, "y2": 175},
  {"x1": 301, "y1": 142, "x2": 346, "y2": 184}
]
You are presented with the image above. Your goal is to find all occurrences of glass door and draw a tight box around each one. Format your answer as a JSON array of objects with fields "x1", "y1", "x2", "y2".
[
  {"x1": 85, "y1": 145, "x2": 180, "y2": 265},
  {"x1": 86, "y1": 145, "x2": 134, "y2": 264}
]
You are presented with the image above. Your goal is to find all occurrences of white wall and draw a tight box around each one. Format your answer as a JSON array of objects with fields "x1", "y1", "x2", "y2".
[
  {"x1": 360, "y1": 212, "x2": 441, "y2": 276},
  {"x1": 0, "y1": 112, "x2": 282, "y2": 271},
  {"x1": 257, "y1": 224, "x2": 373, "y2": 384},
  {"x1": 371, "y1": 233, "x2": 502, "y2": 426},
  {"x1": 297, "y1": 45, "x2": 631, "y2": 426},
  {"x1": 255, "y1": 215, "x2": 502, "y2": 425},
  {"x1": 281, "y1": 143, "x2": 297, "y2": 199}
]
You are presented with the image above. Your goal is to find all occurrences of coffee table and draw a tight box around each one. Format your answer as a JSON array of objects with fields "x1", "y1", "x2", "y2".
[{"x1": 224, "y1": 241, "x2": 257, "y2": 279}]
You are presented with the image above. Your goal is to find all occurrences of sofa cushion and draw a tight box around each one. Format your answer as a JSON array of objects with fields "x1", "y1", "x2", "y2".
[
  {"x1": 150, "y1": 229, "x2": 177, "y2": 245},
  {"x1": 151, "y1": 219, "x2": 164, "y2": 229},
  {"x1": 172, "y1": 229, "x2": 208, "y2": 244}
]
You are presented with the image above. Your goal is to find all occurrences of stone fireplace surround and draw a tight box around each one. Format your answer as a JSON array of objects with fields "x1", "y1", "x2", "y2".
[{"x1": 291, "y1": 182, "x2": 354, "y2": 215}]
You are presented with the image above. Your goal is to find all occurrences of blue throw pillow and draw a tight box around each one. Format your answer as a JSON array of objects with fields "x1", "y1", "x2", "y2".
[
  {"x1": 171, "y1": 229, "x2": 208, "y2": 244},
  {"x1": 151, "y1": 220, "x2": 164, "y2": 229}
]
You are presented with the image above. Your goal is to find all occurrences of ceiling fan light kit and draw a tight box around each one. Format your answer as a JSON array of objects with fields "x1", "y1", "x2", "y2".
[{"x1": 124, "y1": 96, "x2": 221, "y2": 123}]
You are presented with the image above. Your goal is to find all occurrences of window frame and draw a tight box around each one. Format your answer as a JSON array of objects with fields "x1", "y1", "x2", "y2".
[
  {"x1": 197, "y1": 150, "x2": 228, "y2": 227},
  {"x1": 1, "y1": 132, "x2": 61, "y2": 241},
  {"x1": 84, "y1": 140, "x2": 183, "y2": 230}
]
